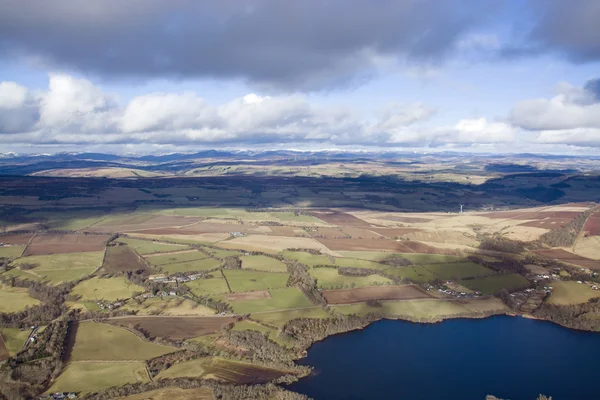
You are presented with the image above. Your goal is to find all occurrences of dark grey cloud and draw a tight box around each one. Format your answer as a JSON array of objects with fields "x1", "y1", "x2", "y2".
[
  {"x1": 584, "y1": 78, "x2": 600, "y2": 102},
  {"x1": 524, "y1": 0, "x2": 600, "y2": 62},
  {"x1": 0, "y1": 0, "x2": 498, "y2": 90}
]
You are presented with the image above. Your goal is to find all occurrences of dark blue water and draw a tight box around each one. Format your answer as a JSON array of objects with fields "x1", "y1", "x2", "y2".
[{"x1": 288, "y1": 316, "x2": 600, "y2": 400}]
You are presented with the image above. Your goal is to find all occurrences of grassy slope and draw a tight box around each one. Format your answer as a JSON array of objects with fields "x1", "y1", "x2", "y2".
[
  {"x1": 0, "y1": 328, "x2": 31, "y2": 355},
  {"x1": 70, "y1": 322, "x2": 176, "y2": 361},
  {"x1": 0, "y1": 246, "x2": 24, "y2": 258},
  {"x1": 0, "y1": 284, "x2": 40, "y2": 313},
  {"x1": 547, "y1": 281, "x2": 600, "y2": 305},
  {"x1": 11, "y1": 251, "x2": 104, "y2": 284},
  {"x1": 460, "y1": 274, "x2": 530, "y2": 295},
  {"x1": 160, "y1": 258, "x2": 222, "y2": 274},
  {"x1": 70, "y1": 277, "x2": 144, "y2": 301},
  {"x1": 185, "y1": 277, "x2": 231, "y2": 296},
  {"x1": 223, "y1": 270, "x2": 290, "y2": 292},
  {"x1": 309, "y1": 268, "x2": 392, "y2": 289},
  {"x1": 118, "y1": 237, "x2": 189, "y2": 255},
  {"x1": 230, "y1": 288, "x2": 314, "y2": 314},
  {"x1": 240, "y1": 255, "x2": 288, "y2": 272},
  {"x1": 48, "y1": 362, "x2": 149, "y2": 393}
]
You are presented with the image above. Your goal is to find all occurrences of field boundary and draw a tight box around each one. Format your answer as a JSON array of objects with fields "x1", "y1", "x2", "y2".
[{"x1": 220, "y1": 270, "x2": 232, "y2": 293}]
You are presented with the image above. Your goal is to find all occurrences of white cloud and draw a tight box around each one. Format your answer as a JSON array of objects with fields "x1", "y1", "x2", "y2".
[
  {"x1": 0, "y1": 73, "x2": 521, "y2": 150},
  {"x1": 510, "y1": 80, "x2": 600, "y2": 147},
  {"x1": 511, "y1": 81, "x2": 600, "y2": 131}
]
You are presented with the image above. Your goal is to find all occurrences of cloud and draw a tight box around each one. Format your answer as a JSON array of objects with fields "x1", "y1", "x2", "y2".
[
  {"x1": 0, "y1": 74, "x2": 522, "y2": 150},
  {"x1": 528, "y1": 0, "x2": 600, "y2": 63},
  {"x1": 0, "y1": 0, "x2": 500, "y2": 91},
  {"x1": 511, "y1": 79, "x2": 600, "y2": 131},
  {"x1": 510, "y1": 79, "x2": 600, "y2": 147}
]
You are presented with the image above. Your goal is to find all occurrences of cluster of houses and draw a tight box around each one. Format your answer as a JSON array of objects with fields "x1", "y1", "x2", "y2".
[
  {"x1": 148, "y1": 272, "x2": 204, "y2": 284},
  {"x1": 423, "y1": 282, "x2": 482, "y2": 299},
  {"x1": 230, "y1": 231, "x2": 245, "y2": 237},
  {"x1": 96, "y1": 299, "x2": 125, "y2": 311}
]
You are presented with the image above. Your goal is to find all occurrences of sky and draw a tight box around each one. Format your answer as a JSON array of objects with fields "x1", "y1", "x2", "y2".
[{"x1": 0, "y1": 0, "x2": 599, "y2": 155}]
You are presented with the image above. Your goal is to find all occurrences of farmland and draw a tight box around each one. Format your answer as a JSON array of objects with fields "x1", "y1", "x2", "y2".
[
  {"x1": 9, "y1": 251, "x2": 105, "y2": 284},
  {"x1": 547, "y1": 281, "x2": 600, "y2": 305},
  {"x1": 0, "y1": 283, "x2": 40, "y2": 312},
  {"x1": 116, "y1": 237, "x2": 189, "y2": 255},
  {"x1": 0, "y1": 328, "x2": 30, "y2": 356},
  {"x1": 23, "y1": 233, "x2": 108, "y2": 256},
  {"x1": 48, "y1": 362, "x2": 150, "y2": 393},
  {"x1": 70, "y1": 277, "x2": 144, "y2": 301},
  {"x1": 322, "y1": 285, "x2": 432, "y2": 304},
  {"x1": 240, "y1": 255, "x2": 288, "y2": 272},
  {"x1": 460, "y1": 274, "x2": 531, "y2": 295},
  {"x1": 309, "y1": 267, "x2": 392, "y2": 289},
  {"x1": 108, "y1": 316, "x2": 237, "y2": 340},
  {"x1": 230, "y1": 287, "x2": 314, "y2": 314},
  {"x1": 0, "y1": 162, "x2": 599, "y2": 397},
  {"x1": 116, "y1": 387, "x2": 213, "y2": 400},
  {"x1": 0, "y1": 245, "x2": 24, "y2": 258},
  {"x1": 223, "y1": 269, "x2": 289, "y2": 292},
  {"x1": 69, "y1": 322, "x2": 177, "y2": 361}
]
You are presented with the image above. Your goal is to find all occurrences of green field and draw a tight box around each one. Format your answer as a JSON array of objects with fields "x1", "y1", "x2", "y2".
[
  {"x1": 251, "y1": 307, "x2": 330, "y2": 327},
  {"x1": 146, "y1": 250, "x2": 207, "y2": 266},
  {"x1": 0, "y1": 284, "x2": 40, "y2": 313},
  {"x1": 332, "y1": 298, "x2": 507, "y2": 320},
  {"x1": 460, "y1": 273, "x2": 530, "y2": 295},
  {"x1": 160, "y1": 257, "x2": 222, "y2": 274},
  {"x1": 223, "y1": 270, "x2": 289, "y2": 292},
  {"x1": 70, "y1": 277, "x2": 144, "y2": 301},
  {"x1": 309, "y1": 268, "x2": 392, "y2": 289},
  {"x1": 0, "y1": 246, "x2": 24, "y2": 258},
  {"x1": 338, "y1": 251, "x2": 462, "y2": 264},
  {"x1": 274, "y1": 212, "x2": 324, "y2": 223},
  {"x1": 48, "y1": 362, "x2": 149, "y2": 393},
  {"x1": 0, "y1": 328, "x2": 31, "y2": 355},
  {"x1": 281, "y1": 250, "x2": 388, "y2": 270},
  {"x1": 231, "y1": 320, "x2": 291, "y2": 346},
  {"x1": 421, "y1": 262, "x2": 493, "y2": 280},
  {"x1": 383, "y1": 266, "x2": 437, "y2": 283},
  {"x1": 70, "y1": 322, "x2": 176, "y2": 361},
  {"x1": 155, "y1": 357, "x2": 210, "y2": 380},
  {"x1": 185, "y1": 277, "x2": 231, "y2": 296},
  {"x1": 10, "y1": 251, "x2": 104, "y2": 284},
  {"x1": 209, "y1": 248, "x2": 242, "y2": 258},
  {"x1": 547, "y1": 281, "x2": 600, "y2": 305},
  {"x1": 240, "y1": 255, "x2": 288, "y2": 272},
  {"x1": 230, "y1": 288, "x2": 314, "y2": 314},
  {"x1": 118, "y1": 237, "x2": 189, "y2": 255},
  {"x1": 281, "y1": 250, "x2": 334, "y2": 266}
]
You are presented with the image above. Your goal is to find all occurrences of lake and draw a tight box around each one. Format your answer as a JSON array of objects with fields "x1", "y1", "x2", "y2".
[{"x1": 288, "y1": 316, "x2": 600, "y2": 400}]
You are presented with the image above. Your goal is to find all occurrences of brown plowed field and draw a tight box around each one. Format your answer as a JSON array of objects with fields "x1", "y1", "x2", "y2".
[
  {"x1": 311, "y1": 211, "x2": 371, "y2": 227},
  {"x1": 534, "y1": 249, "x2": 600, "y2": 269},
  {"x1": 23, "y1": 234, "x2": 109, "y2": 256},
  {"x1": 109, "y1": 316, "x2": 237, "y2": 340},
  {"x1": 226, "y1": 290, "x2": 271, "y2": 301},
  {"x1": 584, "y1": 215, "x2": 600, "y2": 236},
  {"x1": 316, "y1": 238, "x2": 415, "y2": 252},
  {"x1": 102, "y1": 245, "x2": 150, "y2": 274},
  {"x1": 322, "y1": 284, "x2": 432, "y2": 304},
  {"x1": 0, "y1": 234, "x2": 34, "y2": 245}
]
